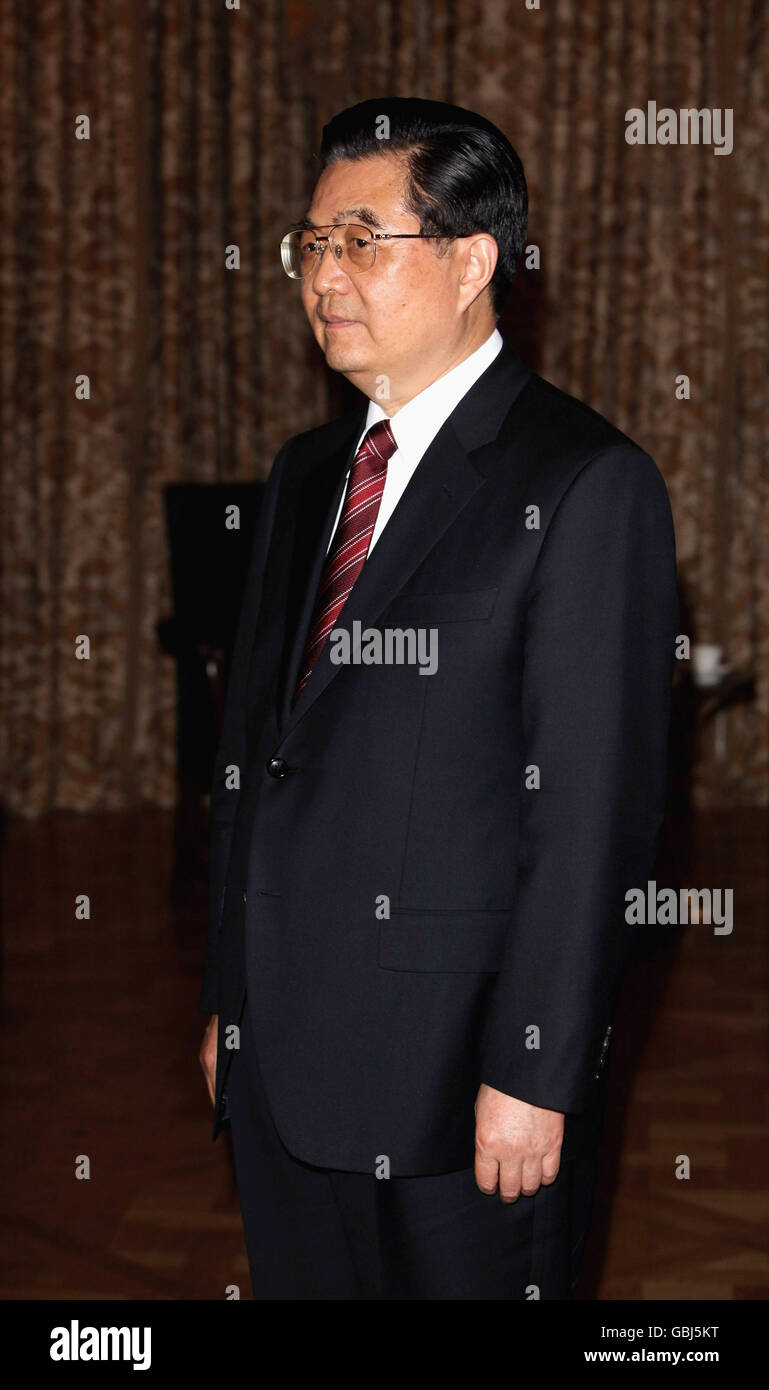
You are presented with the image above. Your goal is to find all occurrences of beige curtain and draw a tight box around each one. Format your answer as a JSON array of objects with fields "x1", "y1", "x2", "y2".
[{"x1": 1, "y1": 0, "x2": 766, "y2": 815}]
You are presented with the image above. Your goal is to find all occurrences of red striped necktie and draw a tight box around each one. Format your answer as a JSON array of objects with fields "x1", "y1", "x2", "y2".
[{"x1": 292, "y1": 418, "x2": 397, "y2": 706}]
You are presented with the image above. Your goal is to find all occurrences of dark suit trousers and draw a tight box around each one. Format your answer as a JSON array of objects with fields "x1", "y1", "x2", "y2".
[{"x1": 225, "y1": 994, "x2": 601, "y2": 1300}]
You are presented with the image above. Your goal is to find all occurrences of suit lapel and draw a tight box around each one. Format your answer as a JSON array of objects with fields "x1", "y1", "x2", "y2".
[{"x1": 276, "y1": 340, "x2": 532, "y2": 735}]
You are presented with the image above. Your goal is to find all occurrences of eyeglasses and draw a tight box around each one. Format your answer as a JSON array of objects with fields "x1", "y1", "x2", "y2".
[{"x1": 280, "y1": 222, "x2": 447, "y2": 279}]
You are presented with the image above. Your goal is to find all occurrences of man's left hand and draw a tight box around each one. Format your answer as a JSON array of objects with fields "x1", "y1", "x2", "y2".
[{"x1": 474, "y1": 1083, "x2": 564, "y2": 1201}]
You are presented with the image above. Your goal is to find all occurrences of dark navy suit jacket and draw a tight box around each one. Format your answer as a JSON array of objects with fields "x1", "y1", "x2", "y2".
[{"x1": 199, "y1": 339, "x2": 678, "y2": 1175}]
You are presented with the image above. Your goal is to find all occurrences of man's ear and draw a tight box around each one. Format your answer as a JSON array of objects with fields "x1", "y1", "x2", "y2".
[{"x1": 457, "y1": 232, "x2": 498, "y2": 309}]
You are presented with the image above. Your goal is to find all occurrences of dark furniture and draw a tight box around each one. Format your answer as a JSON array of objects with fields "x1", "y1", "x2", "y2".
[{"x1": 157, "y1": 482, "x2": 264, "y2": 901}]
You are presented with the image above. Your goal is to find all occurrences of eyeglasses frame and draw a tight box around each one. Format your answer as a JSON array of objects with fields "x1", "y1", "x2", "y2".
[{"x1": 280, "y1": 222, "x2": 450, "y2": 278}]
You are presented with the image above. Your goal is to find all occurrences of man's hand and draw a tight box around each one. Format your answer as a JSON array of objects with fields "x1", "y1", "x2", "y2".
[
  {"x1": 474, "y1": 1083, "x2": 564, "y2": 1201},
  {"x1": 199, "y1": 1014, "x2": 219, "y2": 1108}
]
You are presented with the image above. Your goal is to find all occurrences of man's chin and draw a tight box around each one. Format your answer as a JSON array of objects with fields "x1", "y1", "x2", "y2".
[
  {"x1": 320, "y1": 344, "x2": 369, "y2": 375},
  {"x1": 313, "y1": 322, "x2": 370, "y2": 370}
]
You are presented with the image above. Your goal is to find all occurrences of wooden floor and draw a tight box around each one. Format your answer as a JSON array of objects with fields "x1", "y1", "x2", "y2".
[{"x1": 1, "y1": 806, "x2": 766, "y2": 1300}]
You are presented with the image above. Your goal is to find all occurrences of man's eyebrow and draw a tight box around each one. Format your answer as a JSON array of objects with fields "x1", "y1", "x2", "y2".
[
  {"x1": 294, "y1": 206, "x2": 385, "y2": 232},
  {"x1": 335, "y1": 206, "x2": 384, "y2": 229}
]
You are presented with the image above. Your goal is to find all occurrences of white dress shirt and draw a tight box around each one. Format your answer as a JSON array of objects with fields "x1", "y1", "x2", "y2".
[{"x1": 325, "y1": 328, "x2": 504, "y2": 554}]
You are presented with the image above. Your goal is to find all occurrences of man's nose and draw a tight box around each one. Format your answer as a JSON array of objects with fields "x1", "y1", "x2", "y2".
[{"x1": 309, "y1": 239, "x2": 350, "y2": 295}]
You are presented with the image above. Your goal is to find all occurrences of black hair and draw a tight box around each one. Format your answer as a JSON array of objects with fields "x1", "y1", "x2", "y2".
[{"x1": 319, "y1": 97, "x2": 528, "y2": 316}]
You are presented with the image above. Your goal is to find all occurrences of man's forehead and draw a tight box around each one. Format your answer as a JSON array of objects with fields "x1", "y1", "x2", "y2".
[{"x1": 304, "y1": 156, "x2": 409, "y2": 228}]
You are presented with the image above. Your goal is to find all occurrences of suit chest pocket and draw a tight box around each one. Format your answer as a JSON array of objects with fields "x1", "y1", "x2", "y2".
[{"x1": 382, "y1": 585, "x2": 499, "y2": 626}]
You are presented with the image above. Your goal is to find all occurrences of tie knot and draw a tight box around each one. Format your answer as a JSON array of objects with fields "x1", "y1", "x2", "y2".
[{"x1": 360, "y1": 418, "x2": 397, "y2": 467}]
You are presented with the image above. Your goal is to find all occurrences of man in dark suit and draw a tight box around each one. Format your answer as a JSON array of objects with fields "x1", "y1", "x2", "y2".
[{"x1": 199, "y1": 97, "x2": 678, "y2": 1300}]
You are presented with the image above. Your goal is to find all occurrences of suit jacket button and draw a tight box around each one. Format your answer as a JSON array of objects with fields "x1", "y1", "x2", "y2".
[{"x1": 266, "y1": 756, "x2": 288, "y2": 779}]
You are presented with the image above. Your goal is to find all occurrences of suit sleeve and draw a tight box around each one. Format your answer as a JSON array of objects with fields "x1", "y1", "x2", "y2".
[
  {"x1": 479, "y1": 444, "x2": 678, "y2": 1112},
  {"x1": 198, "y1": 441, "x2": 290, "y2": 1014}
]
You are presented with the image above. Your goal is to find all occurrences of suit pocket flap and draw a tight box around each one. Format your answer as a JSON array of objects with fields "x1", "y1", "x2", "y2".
[
  {"x1": 378, "y1": 909, "x2": 513, "y2": 973},
  {"x1": 382, "y1": 586, "x2": 498, "y2": 625}
]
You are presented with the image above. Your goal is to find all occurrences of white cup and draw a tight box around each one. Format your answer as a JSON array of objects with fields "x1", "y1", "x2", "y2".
[{"x1": 692, "y1": 643, "x2": 727, "y2": 686}]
